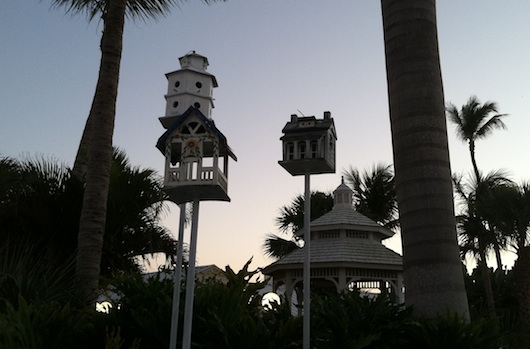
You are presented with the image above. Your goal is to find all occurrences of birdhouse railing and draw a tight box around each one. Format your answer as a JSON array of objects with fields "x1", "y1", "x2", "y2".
[{"x1": 165, "y1": 159, "x2": 228, "y2": 190}]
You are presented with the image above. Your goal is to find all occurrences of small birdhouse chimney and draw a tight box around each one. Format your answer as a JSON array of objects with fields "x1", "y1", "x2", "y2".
[{"x1": 279, "y1": 111, "x2": 337, "y2": 176}]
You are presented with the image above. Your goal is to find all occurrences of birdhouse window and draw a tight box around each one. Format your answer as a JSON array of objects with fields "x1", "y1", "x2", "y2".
[
  {"x1": 194, "y1": 102, "x2": 201, "y2": 109},
  {"x1": 196, "y1": 82, "x2": 202, "y2": 88},
  {"x1": 286, "y1": 142, "x2": 294, "y2": 160},
  {"x1": 174, "y1": 81, "x2": 180, "y2": 88},
  {"x1": 310, "y1": 141, "x2": 318, "y2": 158},
  {"x1": 173, "y1": 101, "x2": 179, "y2": 108},
  {"x1": 298, "y1": 141, "x2": 306, "y2": 159}
]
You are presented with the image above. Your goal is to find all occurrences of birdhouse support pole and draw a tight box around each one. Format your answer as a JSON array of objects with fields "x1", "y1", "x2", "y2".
[
  {"x1": 303, "y1": 172, "x2": 311, "y2": 349},
  {"x1": 169, "y1": 203, "x2": 187, "y2": 349},
  {"x1": 182, "y1": 199, "x2": 200, "y2": 349}
]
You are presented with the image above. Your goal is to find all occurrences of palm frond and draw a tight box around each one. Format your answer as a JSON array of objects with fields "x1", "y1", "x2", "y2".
[
  {"x1": 343, "y1": 163, "x2": 397, "y2": 225},
  {"x1": 446, "y1": 95, "x2": 508, "y2": 144},
  {"x1": 51, "y1": 0, "x2": 227, "y2": 22},
  {"x1": 263, "y1": 234, "x2": 300, "y2": 260}
]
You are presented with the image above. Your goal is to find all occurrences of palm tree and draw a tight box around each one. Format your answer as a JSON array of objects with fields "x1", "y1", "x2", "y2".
[
  {"x1": 0, "y1": 155, "x2": 82, "y2": 261},
  {"x1": 381, "y1": 0, "x2": 469, "y2": 319},
  {"x1": 103, "y1": 148, "x2": 176, "y2": 275},
  {"x1": 483, "y1": 182, "x2": 530, "y2": 322},
  {"x1": 446, "y1": 96, "x2": 507, "y2": 181},
  {"x1": 343, "y1": 163, "x2": 398, "y2": 229},
  {"x1": 454, "y1": 171, "x2": 512, "y2": 269},
  {"x1": 0, "y1": 151, "x2": 175, "y2": 279},
  {"x1": 453, "y1": 170, "x2": 513, "y2": 314},
  {"x1": 51, "y1": 0, "x2": 222, "y2": 301}
]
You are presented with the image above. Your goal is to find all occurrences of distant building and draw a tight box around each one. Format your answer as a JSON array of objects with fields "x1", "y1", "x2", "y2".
[{"x1": 195, "y1": 264, "x2": 228, "y2": 284}]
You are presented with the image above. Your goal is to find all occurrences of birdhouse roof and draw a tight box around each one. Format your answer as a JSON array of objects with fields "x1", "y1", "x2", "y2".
[
  {"x1": 156, "y1": 106, "x2": 237, "y2": 160},
  {"x1": 280, "y1": 115, "x2": 336, "y2": 140},
  {"x1": 165, "y1": 68, "x2": 218, "y2": 88}
]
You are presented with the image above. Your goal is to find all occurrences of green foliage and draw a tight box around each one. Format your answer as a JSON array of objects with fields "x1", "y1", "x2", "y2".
[
  {"x1": 105, "y1": 327, "x2": 141, "y2": 349},
  {"x1": 0, "y1": 243, "x2": 79, "y2": 309},
  {"x1": 0, "y1": 297, "x2": 96, "y2": 349},
  {"x1": 1, "y1": 258, "x2": 524, "y2": 348},
  {"x1": 275, "y1": 191, "x2": 334, "y2": 234},
  {"x1": 408, "y1": 313, "x2": 504, "y2": 349},
  {"x1": 192, "y1": 259, "x2": 302, "y2": 348},
  {"x1": 51, "y1": 0, "x2": 223, "y2": 22},
  {"x1": 0, "y1": 151, "x2": 175, "y2": 277},
  {"x1": 104, "y1": 272, "x2": 174, "y2": 348},
  {"x1": 311, "y1": 291, "x2": 413, "y2": 349},
  {"x1": 343, "y1": 163, "x2": 398, "y2": 229},
  {"x1": 447, "y1": 96, "x2": 507, "y2": 147}
]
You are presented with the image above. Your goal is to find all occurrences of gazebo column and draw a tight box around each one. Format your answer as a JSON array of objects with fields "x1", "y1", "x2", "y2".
[
  {"x1": 338, "y1": 268, "x2": 347, "y2": 291},
  {"x1": 397, "y1": 273, "x2": 405, "y2": 304}
]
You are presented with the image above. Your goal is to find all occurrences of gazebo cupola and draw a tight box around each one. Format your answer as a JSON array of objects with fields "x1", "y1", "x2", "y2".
[
  {"x1": 156, "y1": 52, "x2": 236, "y2": 204},
  {"x1": 278, "y1": 111, "x2": 337, "y2": 176}
]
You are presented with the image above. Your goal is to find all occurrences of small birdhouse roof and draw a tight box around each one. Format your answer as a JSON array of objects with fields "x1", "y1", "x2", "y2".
[
  {"x1": 280, "y1": 114, "x2": 336, "y2": 141},
  {"x1": 165, "y1": 51, "x2": 218, "y2": 87},
  {"x1": 156, "y1": 106, "x2": 237, "y2": 160}
]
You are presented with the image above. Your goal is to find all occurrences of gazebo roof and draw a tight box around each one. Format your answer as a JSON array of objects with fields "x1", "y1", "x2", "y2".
[
  {"x1": 307, "y1": 207, "x2": 394, "y2": 239},
  {"x1": 262, "y1": 239, "x2": 402, "y2": 275}
]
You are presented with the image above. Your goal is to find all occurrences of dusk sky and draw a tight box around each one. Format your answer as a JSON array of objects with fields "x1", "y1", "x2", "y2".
[{"x1": 2, "y1": 1, "x2": 529, "y2": 272}]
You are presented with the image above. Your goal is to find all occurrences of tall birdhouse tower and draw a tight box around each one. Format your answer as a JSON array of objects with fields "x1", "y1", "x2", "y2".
[
  {"x1": 159, "y1": 51, "x2": 218, "y2": 129},
  {"x1": 279, "y1": 111, "x2": 337, "y2": 175},
  {"x1": 156, "y1": 52, "x2": 236, "y2": 204}
]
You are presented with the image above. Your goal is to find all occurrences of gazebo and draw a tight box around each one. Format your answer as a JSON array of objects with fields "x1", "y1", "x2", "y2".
[{"x1": 262, "y1": 180, "x2": 404, "y2": 305}]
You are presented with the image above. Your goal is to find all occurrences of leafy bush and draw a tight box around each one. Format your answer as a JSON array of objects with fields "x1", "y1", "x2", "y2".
[
  {"x1": 311, "y1": 291, "x2": 413, "y2": 349},
  {"x1": 0, "y1": 297, "x2": 97, "y2": 349}
]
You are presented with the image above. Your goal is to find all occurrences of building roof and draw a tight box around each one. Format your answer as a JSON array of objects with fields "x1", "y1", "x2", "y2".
[
  {"x1": 156, "y1": 106, "x2": 237, "y2": 160},
  {"x1": 262, "y1": 238, "x2": 402, "y2": 274}
]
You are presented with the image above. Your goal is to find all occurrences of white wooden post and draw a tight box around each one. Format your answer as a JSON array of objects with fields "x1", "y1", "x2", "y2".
[
  {"x1": 169, "y1": 203, "x2": 187, "y2": 349},
  {"x1": 182, "y1": 199, "x2": 200, "y2": 349},
  {"x1": 303, "y1": 172, "x2": 311, "y2": 349}
]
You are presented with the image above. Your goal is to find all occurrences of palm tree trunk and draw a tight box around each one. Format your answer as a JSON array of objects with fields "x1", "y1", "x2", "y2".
[
  {"x1": 71, "y1": 98, "x2": 95, "y2": 181},
  {"x1": 514, "y1": 246, "x2": 530, "y2": 329},
  {"x1": 493, "y1": 240, "x2": 503, "y2": 270},
  {"x1": 381, "y1": 0, "x2": 469, "y2": 320},
  {"x1": 478, "y1": 250, "x2": 496, "y2": 315},
  {"x1": 75, "y1": 0, "x2": 127, "y2": 302},
  {"x1": 469, "y1": 141, "x2": 480, "y2": 181}
]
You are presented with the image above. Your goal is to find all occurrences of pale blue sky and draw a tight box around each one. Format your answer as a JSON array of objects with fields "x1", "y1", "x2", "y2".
[{"x1": 2, "y1": 1, "x2": 529, "y2": 271}]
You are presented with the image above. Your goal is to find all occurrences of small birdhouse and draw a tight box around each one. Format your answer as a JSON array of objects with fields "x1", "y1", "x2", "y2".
[
  {"x1": 156, "y1": 106, "x2": 236, "y2": 204},
  {"x1": 278, "y1": 111, "x2": 337, "y2": 176}
]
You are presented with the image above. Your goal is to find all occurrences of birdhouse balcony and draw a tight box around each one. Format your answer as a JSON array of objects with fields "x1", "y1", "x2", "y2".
[{"x1": 163, "y1": 153, "x2": 230, "y2": 204}]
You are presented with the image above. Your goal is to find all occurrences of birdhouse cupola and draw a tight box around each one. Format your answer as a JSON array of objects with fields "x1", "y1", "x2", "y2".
[
  {"x1": 159, "y1": 51, "x2": 218, "y2": 129},
  {"x1": 156, "y1": 53, "x2": 236, "y2": 204},
  {"x1": 279, "y1": 111, "x2": 337, "y2": 175}
]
